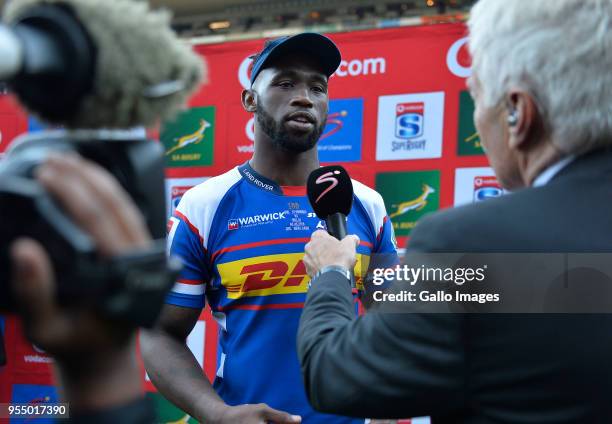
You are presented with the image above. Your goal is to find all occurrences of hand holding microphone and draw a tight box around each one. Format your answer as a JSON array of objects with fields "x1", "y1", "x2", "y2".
[
  {"x1": 303, "y1": 230, "x2": 359, "y2": 278},
  {"x1": 305, "y1": 166, "x2": 359, "y2": 280}
]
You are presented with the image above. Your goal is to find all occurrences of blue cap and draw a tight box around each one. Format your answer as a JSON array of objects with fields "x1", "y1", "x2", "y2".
[{"x1": 250, "y1": 32, "x2": 341, "y2": 86}]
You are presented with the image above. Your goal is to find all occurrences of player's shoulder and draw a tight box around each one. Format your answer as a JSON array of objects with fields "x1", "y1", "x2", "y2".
[
  {"x1": 352, "y1": 178, "x2": 385, "y2": 210},
  {"x1": 176, "y1": 167, "x2": 242, "y2": 219},
  {"x1": 180, "y1": 167, "x2": 242, "y2": 206},
  {"x1": 351, "y1": 178, "x2": 388, "y2": 232}
]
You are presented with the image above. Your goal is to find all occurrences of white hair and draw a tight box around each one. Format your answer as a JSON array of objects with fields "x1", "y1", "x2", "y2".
[{"x1": 468, "y1": 0, "x2": 612, "y2": 154}]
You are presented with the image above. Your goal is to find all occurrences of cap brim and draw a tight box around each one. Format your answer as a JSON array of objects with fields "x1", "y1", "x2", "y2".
[{"x1": 255, "y1": 33, "x2": 341, "y2": 82}]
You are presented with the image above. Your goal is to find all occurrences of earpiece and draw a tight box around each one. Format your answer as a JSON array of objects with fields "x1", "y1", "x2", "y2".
[{"x1": 507, "y1": 110, "x2": 518, "y2": 126}]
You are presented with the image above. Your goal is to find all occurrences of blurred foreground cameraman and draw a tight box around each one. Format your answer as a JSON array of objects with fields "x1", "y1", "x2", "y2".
[{"x1": 10, "y1": 153, "x2": 154, "y2": 423}]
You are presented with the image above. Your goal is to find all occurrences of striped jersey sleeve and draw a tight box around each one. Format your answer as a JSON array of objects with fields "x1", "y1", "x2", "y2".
[
  {"x1": 353, "y1": 179, "x2": 398, "y2": 255},
  {"x1": 166, "y1": 168, "x2": 242, "y2": 309}
]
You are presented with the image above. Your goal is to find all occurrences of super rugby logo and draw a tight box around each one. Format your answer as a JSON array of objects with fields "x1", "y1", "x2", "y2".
[
  {"x1": 315, "y1": 170, "x2": 341, "y2": 203},
  {"x1": 395, "y1": 102, "x2": 424, "y2": 139},
  {"x1": 228, "y1": 211, "x2": 288, "y2": 230},
  {"x1": 473, "y1": 176, "x2": 504, "y2": 202}
]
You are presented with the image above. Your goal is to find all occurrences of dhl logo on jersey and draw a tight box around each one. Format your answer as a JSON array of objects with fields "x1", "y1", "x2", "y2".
[{"x1": 217, "y1": 253, "x2": 369, "y2": 299}]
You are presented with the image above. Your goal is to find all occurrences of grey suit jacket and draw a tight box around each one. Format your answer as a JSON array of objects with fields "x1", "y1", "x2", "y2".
[{"x1": 298, "y1": 148, "x2": 612, "y2": 423}]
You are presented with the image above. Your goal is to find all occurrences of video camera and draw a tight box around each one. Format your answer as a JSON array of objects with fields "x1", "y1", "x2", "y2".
[{"x1": 0, "y1": 131, "x2": 179, "y2": 324}]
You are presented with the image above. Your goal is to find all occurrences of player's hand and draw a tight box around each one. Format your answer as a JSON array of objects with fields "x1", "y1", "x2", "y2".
[
  {"x1": 11, "y1": 153, "x2": 152, "y2": 357},
  {"x1": 214, "y1": 403, "x2": 301, "y2": 424},
  {"x1": 304, "y1": 230, "x2": 359, "y2": 277}
]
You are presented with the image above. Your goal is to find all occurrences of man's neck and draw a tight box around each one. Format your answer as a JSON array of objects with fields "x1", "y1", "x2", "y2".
[
  {"x1": 520, "y1": 141, "x2": 564, "y2": 187},
  {"x1": 250, "y1": 142, "x2": 319, "y2": 187}
]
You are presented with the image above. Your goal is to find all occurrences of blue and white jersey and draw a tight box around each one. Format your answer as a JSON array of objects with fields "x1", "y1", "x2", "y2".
[{"x1": 167, "y1": 162, "x2": 397, "y2": 423}]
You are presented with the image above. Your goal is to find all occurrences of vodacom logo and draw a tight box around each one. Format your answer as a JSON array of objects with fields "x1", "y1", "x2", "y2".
[
  {"x1": 238, "y1": 54, "x2": 387, "y2": 89},
  {"x1": 245, "y1": 116, "x2": 255, "y2": 141},
  {"x1": 239, "y1": 57, "x2": 254, "y2": 90},
  {"x1": 446, "y1": 37, "x2": 471, "y2": 78}
]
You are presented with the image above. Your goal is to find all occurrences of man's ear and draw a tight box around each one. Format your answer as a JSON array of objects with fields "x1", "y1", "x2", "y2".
[
  {"x1": 506, "y1": 89, "x2": 541, "y2": 151},
  {"x1": 242, "y1": 89, "x2": 257, "y2": 113}
]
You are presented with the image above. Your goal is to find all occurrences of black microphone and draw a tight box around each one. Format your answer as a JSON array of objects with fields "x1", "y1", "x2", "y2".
[{"x1": 307, "y1": 165, "x2": 353, "y2": 240}]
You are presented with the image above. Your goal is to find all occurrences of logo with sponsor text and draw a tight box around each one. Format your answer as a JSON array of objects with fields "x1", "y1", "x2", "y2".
[
  {"x1": 376, "y1": 171, "x2": 440, "y2": 237},
  {"x1": 165, "y1": 177, "x2": 208, "y2": 218},
  {"x1": 171, "y1": 186, "x2": 192, "y2": 214},
  {"x1": 446, "y1": 37, "x2": 471, "y2": 78},
  {"x1": 161, "y1": 107, "x2": 215, "y2": 167},
  {"x1": 238, "y1": 55, "x2": 387, "y2": 90},
  {"x1": 333, "y1": 57, "x2": 387, "y2": 78},
  {"x1": 228, "y1": 211, "x2": 288, "y2": 230},
  {"x1": 376, "y1": 92, "x2": 444, "y2": 161},
  {"x1": 24, "y1": 343, "x2": 53, "y2": 364},
  {"x1": 318, "y1": 98, "x2": 363, "y2": 162},
  {"x1": 218, "y1": 253, "x2": 369, "y2": 299},
  {"x1": 453, "y1": 168, "x2": 501, "y2": 207},
  {"x1": 234, "y1": 99, "x2": 364, "y2": 163},
  {"x1": 284, "y1": 209, "x2": 317, "y2": 232},
  {"x1": 457, "y1": 91, "x2": 484, "y2": 156},
  {"x1": 395, "y1": 102, "x2": 424, "y2": 139},
  {"x1": 474, "y1": 176, "x2": 505, "y2": 202},
  {"x1": 11, "y1": 384, "x2": 58, "y2": 407}
]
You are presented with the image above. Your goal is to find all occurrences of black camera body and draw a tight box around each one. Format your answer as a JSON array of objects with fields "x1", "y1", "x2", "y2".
[{"x1": 0, "y1": 131, "x2": 177, "y2": 327}]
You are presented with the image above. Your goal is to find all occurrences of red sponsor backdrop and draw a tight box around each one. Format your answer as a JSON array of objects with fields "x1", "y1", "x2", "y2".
[{"x1": 0, "y1": 24, "x2": 490, "y2": 422}]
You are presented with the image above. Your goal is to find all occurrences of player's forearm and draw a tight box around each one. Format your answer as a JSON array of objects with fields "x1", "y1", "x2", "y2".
[{"x1": 140, "y1": 329, "x2": 229, "y2": 422}]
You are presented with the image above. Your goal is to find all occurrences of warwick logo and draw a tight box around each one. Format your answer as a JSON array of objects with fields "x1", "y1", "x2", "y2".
[
  {"x1": 229, "y1": 211, "x2": 288, "y2": 230},
  {"x1": 389, "y1": 184, "x2": 436, "y2": 218},
  {"x1": 166, "y1": 119, "x2": 211, "y2": 156}
]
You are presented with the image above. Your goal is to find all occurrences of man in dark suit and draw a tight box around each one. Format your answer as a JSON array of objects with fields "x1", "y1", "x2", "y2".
[{"x1": 297, "y1": 0, "x2": 612, "y2": 422}]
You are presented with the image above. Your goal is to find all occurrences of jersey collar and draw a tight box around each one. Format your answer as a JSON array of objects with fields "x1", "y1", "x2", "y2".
[{"x1": 238, "y1": 161, "x2": 307, "y2": 196}]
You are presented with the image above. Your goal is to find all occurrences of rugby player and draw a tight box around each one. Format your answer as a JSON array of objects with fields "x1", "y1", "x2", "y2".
[{"x1": 141, "y1": 33, "x2": 397, "y2": 424}]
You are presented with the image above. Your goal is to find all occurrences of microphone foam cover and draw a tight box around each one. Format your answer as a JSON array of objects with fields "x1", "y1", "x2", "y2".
[
  {"x1": 307, "y1": 165, "x2": 353, "y2": 219},
  {"x1": 4, "y1": 0, "x2": 206, "y2": 129}
]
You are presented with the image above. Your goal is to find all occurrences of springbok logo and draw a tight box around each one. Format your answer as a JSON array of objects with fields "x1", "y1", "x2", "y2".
[
  {"x1": 167, "y1": 415, "x2": 191, "y2": 424},
  {"x1": 389, "y1": 184, "x2": 436, "y2": 218},
  {"x1": 165, "y1": 119, "x2": 211, "y2": 156}
]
